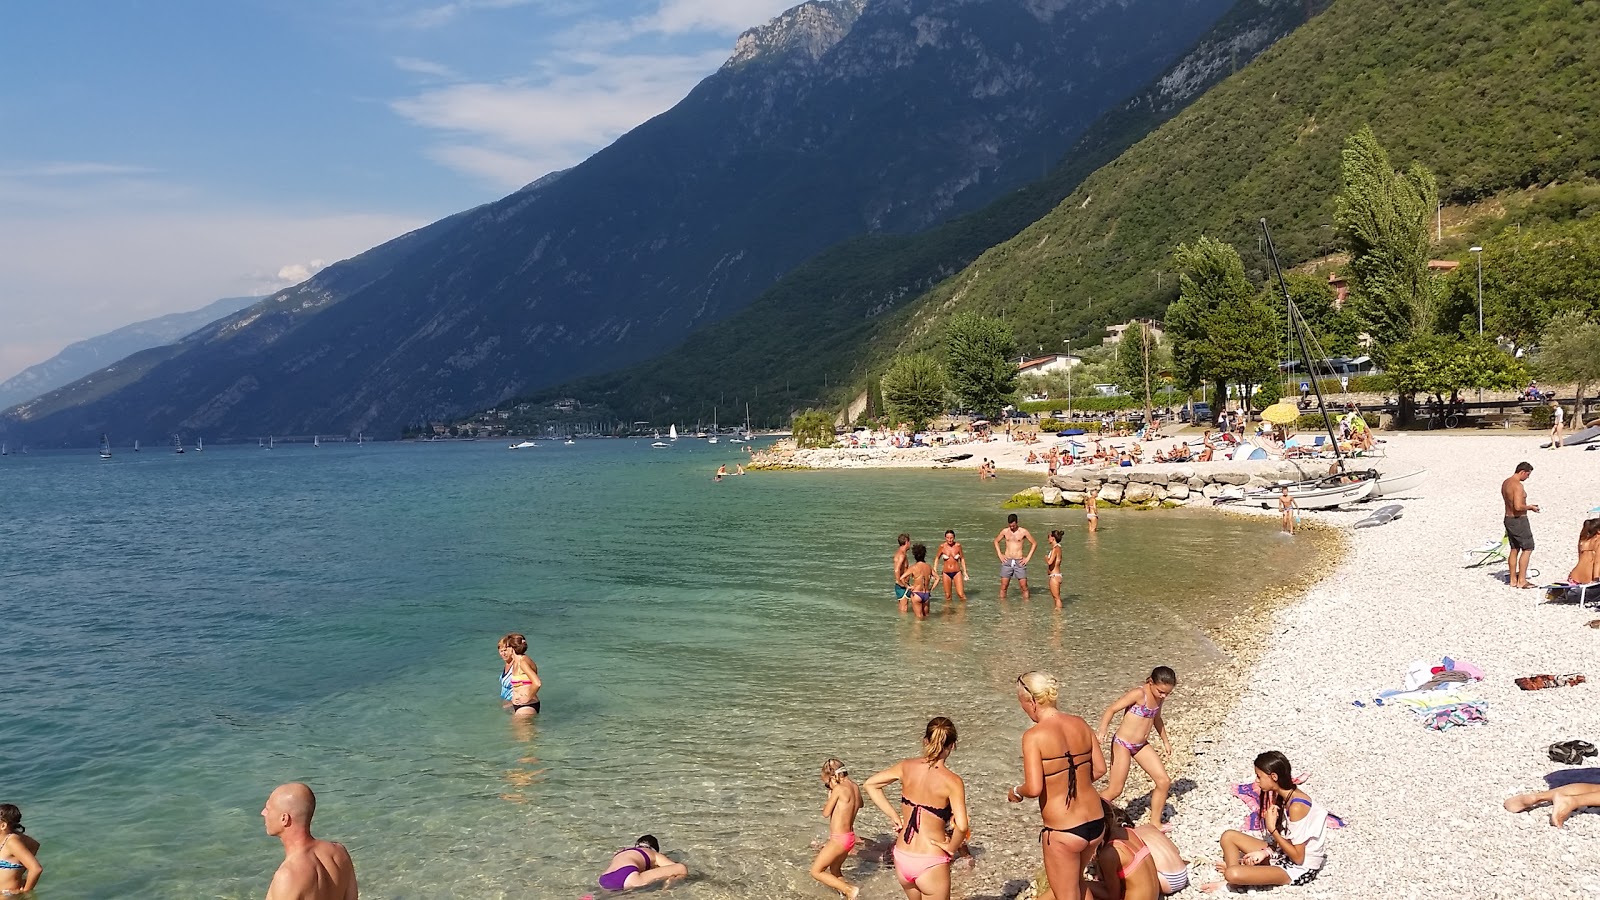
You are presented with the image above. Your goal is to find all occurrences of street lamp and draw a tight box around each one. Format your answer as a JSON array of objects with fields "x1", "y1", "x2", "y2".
[
  {"x1": 1062, "y1": 338, "x2": 1073, "y2": 422},
  {"x1": 1469, "y1": 246, "x2": 1484, "y2": 335}
]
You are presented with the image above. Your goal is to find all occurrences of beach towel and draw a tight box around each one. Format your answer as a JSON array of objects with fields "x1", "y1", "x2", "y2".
[
  {"x1": 1229, "y1": 781, "x2": 1347, "y2": 832},
  {"x1": 1416, "y1": 700, "x2": 1487, "y2": 730},
  {"x1": 1514, "y1": 673, "x2": 1586, "y2": 691}
]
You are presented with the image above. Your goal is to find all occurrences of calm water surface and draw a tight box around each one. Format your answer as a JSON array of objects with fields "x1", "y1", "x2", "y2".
[{"x1": 0, "y1": 440, "x2": 1313, "y2": 898}]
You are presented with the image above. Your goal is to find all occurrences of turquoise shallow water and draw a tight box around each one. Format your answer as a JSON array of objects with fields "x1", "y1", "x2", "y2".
[{"x1": 0, "y1": 440, "x2": 1310, "y2": 898}]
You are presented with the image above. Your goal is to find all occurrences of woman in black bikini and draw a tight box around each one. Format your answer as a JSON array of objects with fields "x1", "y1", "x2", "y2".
[
  {"x1": 1008, "y1": 672, "x2": 1106, "y2": 900},
  {"x1": 864, "y1": 717, "x2": 969, "y2": 900}
]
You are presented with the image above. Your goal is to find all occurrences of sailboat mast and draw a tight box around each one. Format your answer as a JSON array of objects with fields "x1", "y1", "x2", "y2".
[{"x1": 1259, "y1": 218, "x2": 1344, "y2": 464}]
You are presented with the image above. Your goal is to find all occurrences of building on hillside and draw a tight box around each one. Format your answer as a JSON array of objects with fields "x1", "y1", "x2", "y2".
[
  {"x1": 1102, "y1": 319, "x2": 1165, "y2": 345},
  {"x1": 1328, "y1": 260, "x2": 1460, "y2": 307},
  {"x1": 1016, "y1": 354, "x2": 1081, "y2": 377}
]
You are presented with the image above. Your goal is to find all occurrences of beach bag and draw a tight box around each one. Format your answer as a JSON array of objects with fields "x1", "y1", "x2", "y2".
[{"x1": 1548, "y1": 740, "x2": 1598, "y2": 765}]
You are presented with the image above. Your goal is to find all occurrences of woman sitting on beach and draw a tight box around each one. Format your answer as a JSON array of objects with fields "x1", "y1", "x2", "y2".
[
  {"x1": 496, "y1": 633, "x2": 542, "y2": 717},
  {"x1": 1203, "y1": 751, "x2": 1329, "y2": 892},
  {"x1": 1096, "y1": 667, "x2": 1177, "y2": 827},
  {"x1": 1088, "y1": 802, "x2": 1160, "y2": 900},
  {"x1": 1568, "y1": 518, "x2": 1600, "y2": 585},
  {"x1": 811, "y1": 758, "x2": 863, "y2": 899},
  {"x1": 1008, "y1": 673, "x2": 1105, "y2": 900},
  {"x1": 596, "y1": 835, "x2": 687, "y2": 892},
  {"x1": 0, "y1": 804, "x2": 42, "y2": 896},
  {"x1": 865, "y1": 717, "x2": 969, "y2": 900}
]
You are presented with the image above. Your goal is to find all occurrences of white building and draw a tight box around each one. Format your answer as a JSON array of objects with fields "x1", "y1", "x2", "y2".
[
  {"x1": 1102, "y1": 319, "x2": 1165, "y2": 346},
  {"x1": 1016, "y1": 354, "x2": 1081, "y2": 376}
]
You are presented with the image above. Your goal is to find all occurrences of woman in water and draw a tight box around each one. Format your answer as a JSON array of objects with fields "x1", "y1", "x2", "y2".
[
  {"x1": 1096, "y1": 667, "x2": 1177, "y2": 826},
  {"x1": 1045, "y1": 530, "x2": 1065, "y2": 608},
  {"x1": 1085, "y1": 487, "x2": 1099, "y2": 533},
  {"x1": 0, "y1": 804, "x2": 41, "y2": 896},
  {"x1": 496, "y1": 633, "x2": 542, "y2": 716},
  {"x1": 1008, "y1": 672, "x2": 1105, "y2": 900},
  {"x1": 865, "y1": 717, "x2": 969, "y2": 900},
  {"x1": 905, "y1": 544, "x2": 935, "y2": 618},
  {"x1": 810, "y1": 758, "x2": 863, "y2": 899},
  {"x1": 1089, "y1": 802, "x2": 1161, "y2": 900},
  {"x1": 1204, "y1": 751, "x2": 1329, "y2": 891},
  {"x1": 1568, "y1": 518, "x2": 1600, "y2": 585},
  {"x1": 596, "y1": 835, "x2": 687, "y2": 892},
  {"x1": 937, "y1": 530, "x2": 970, "y2": 602}
]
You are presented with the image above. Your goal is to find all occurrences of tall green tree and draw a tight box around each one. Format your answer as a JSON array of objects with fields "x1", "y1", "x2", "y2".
[
  {"x1": 880, "y1": 354, "x2": 948, "y2": 431},
  {"x1": 1388, "y1": 334, "x2": 1525, "y2": 398},
  {"x1": 1168, "y1": 236, "x2": 1279, "y2": 407},
  {"x1": 1537, "y1": 311, "x2": 1600, "y2": 427},
  {"x1": 944, "y1": 312, "x2": 1018, "y2": 418},
  {"x1": 1334, "y1": 126, "x2": 1441, "y2": 352},
  {"x1": 1437, "y1": 220, "x2": 1600, "y2": 351},
  {"x1": 1115, "y1": 323, "x2": 1169, "y2": 421},
  {"x1": 791, "y1": 409, "x2": 836, "y2": 448}
]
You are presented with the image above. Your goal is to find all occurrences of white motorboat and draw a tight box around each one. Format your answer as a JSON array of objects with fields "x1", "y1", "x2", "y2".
[
  {"x1": 650, "y1": 441, "x2": 670, "y2": 449},
  {"x1": 565, "y1": 438, "x2": 576, "y2": 445},
  {"x1": 1370, "y1": 468, "x2": 1428, "y2": 499},
  {"x1": 509, "y1": 440, "x2": 538, "y2": 449}
]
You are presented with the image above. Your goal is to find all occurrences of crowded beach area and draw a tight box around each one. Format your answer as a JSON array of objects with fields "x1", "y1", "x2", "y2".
[{"x1": 749, "y1": 421, "x2": 1600, "y2": 899}]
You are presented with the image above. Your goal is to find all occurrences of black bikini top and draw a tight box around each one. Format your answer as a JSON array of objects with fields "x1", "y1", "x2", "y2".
[
  {"x1": 1039, "y1": 746, "x2": 1096, "y2": 803},
  {"x1": 900, "y1": 796, "x2": 953, "y2": 841}
]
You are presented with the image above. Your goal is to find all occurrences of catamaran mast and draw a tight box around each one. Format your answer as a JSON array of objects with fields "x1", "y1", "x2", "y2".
[{"x1": 1260, "y1": 218, "x2": 1345, "y2": 467}]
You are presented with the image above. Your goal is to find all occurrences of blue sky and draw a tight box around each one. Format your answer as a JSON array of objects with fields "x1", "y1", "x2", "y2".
[{"x1": 0, "y1": 0, "x2": 796, "y2": 381}]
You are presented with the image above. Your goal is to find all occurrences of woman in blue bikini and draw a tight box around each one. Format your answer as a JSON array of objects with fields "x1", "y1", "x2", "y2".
[
  {"x1": 1096, "y1": 667, "x2": 1178, "y2": 826},
  {"x1": 0, "y1": 804, "x2": 42, "y2": 896},
  {"x1": 596, "y1": 835, "x2": 686, "y2": 892}
]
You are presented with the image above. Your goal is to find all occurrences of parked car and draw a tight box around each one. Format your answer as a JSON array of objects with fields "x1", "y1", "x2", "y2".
[{"x1": 1179, "y1": 402, "x2": 1212, "y2": 423}]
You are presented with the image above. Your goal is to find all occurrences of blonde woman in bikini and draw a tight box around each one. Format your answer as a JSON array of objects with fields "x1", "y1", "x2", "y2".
[
  {"x1": 1009, "y1": 672, "x2": 1106, "y2": 900},
  {"x1": 1046, "y1": 530, "x2": 1065, "y2": 608},
  {"x1": 865, "y1": 717, "x2": 969, "y2": 900},
  {"x1": 1085, "y1": 487, "x2": 1099, "y2": 533},
  {"x1": 937, "y1": 530, "x2": 970, "y2": 602},
  {"x1": 810, "y1": 758, "x2": 862, "y2": 899},
  {"x1": 1097, "y1": 667, "x2": 1178, "y2": 827}
]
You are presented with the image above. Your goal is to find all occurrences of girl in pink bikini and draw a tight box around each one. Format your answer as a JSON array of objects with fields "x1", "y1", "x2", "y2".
[
  {"x1": 1097, "y1": 667, "x2": 1178, "y2": 826},
  {"x1": 810, "y1": 758, "x2": 863, "y2": 899},
  {"x1": 864, "y1": 718, "x2": 969, "y2": 900}
]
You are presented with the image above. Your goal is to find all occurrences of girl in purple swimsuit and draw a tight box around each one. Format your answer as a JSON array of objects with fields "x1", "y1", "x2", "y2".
[
  {"x1": 1096, "y1": 666, "x2": 1179, "y2": 826},
  {"x1": 596, "y1": 835, "x2": 686, "y2": 892}
]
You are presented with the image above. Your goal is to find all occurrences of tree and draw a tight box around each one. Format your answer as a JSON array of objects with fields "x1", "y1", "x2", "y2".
[
  {"x1": 944, "y1": 312, "x2": 1017, "y2": 418},
  {"x1": 1437, "y1": 220, "x2": 1600, "y2": 351},
  {"x1": 1168, "y1": 236, "x2": 1279, "y2": 408},
  {"x1": 1116, "y1": 323, "x2": 1169, "y2": 422},
  {"x1": 880, "y1": 354, "x2": 948, "y2": 431},
  {"x1": 1388, "y1": 334, "x2": 1525, "y2": 399},
  {"x1": 791, "y1": 409, "x2": 836, "y2": 448},
  {"x1": 1334, "y1": 126, "x2": 1441, "y2": 352},
  {"x1": 1537, "y1": 311, "x2": 1600, "y2": 427}
]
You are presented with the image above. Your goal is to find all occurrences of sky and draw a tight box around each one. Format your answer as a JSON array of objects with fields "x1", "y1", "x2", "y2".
[{"x1": 0, "y1": 0, "x2": 798, "y2": 382}]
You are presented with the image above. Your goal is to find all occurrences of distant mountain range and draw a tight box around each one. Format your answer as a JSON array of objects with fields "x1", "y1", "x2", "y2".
[
  {"x1": 1, "y1": 0, "x2": 1240, "y2": 446},
  {"x1": 0, "y1": 295, "x2": 261, "y2": 411}
]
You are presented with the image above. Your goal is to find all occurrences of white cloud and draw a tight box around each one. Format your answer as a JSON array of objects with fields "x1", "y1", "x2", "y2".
[
  {"x1": 274, "y1": 259, "x2": 330, "y2": 287},
  {"x1": 393, "y1": 56, "x2": 461, "y2": 79},
  {"x1": 0, "y1": 161, "x2": 160, "y2": 178},
  {"x1": 391, "y1": 48, "x2": 728, "y2": 186},
  {"x1": 394, "y1": 0, "x2": 540, "y2": 29},
  {"x1": 637, "y1": 0, "x2": 796, "y2": 35}
]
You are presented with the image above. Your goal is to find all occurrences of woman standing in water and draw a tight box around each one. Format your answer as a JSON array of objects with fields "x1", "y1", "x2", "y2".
[
  {"x1": 865, "y1": 718, "x2": 970, "y2": 900},
  {"x1": 1097, "y1": 667, "x2": 1177, "y2": 826},
  {"x1": 1007, "y1": 672, "x2": 1105, "y2": 900},
  {"x1": 1045, "y1": 530, "x2": 1065, "y2": 608},
  {"x1": 0, "y1": 804, "x2": 42, "y2": 896},
  {"x1": 810, "y1": 758, "x2": 863, "y2": 899},
  {"x1": 496, "y1": 633, "x2": 542, "y2": 716}
]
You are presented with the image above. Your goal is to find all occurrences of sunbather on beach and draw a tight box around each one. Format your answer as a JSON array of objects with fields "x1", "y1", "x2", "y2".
[
  {"x1": 938, "y1": 531, "x2": 969, "y2": 602},
  {"x1": 1501, "y1": 462, "x2": 1540, "y2": 589},
  {"x1": 597, "y1": 835, "x2": 687, "y2": 892},
  {"x1": 811, "y1": 758, "x2": 863, "y2": 899},
  {"x1": 1009, "y1": 673, "x2": 1105, "y2": 900},
  {"x1": 1046, "y1": 530, "x2": 1064, "y2": 608},
  {"x1": 865, "y1": 718, "x2": 970, "y2": 900},
  {"x1": 1504, "y1": 782, "x2": 1600, "y2": 827},
  {"x1": 1202, "y1": 752, "x2": 1329, "y2": 892},
  {"x1": 907, "y1": 544, "x2": 934, "y2": 617},
  {"x1": 1097, "y1": 667, "x2": 1177, "y2": 826},
  {"x1": 1131, "y1": 820, "x2": 1190, "y2": 895},
  {"x1": 1568, "y1": 518, "x2": 1600, "y2": 585},
  {"x1": 1088, "y1": 802, "x2": 1160, "y2": 900}
]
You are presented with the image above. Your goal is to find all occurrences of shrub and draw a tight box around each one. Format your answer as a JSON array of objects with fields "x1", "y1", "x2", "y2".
[
  {"x1": 1039, "y1": 418, "x2": 1066, "y2": 432},
  {"x1": 792, "y1": 410, "x2": 837, "y2": 448},
  {"x1": 1528, "y1": 405, "x2": 1555, "y2": 430}
]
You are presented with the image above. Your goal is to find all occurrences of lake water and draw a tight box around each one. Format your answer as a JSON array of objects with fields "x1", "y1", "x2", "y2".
[{"x1": 0, "y1": 440, "x2": 1315, "y2": 898}]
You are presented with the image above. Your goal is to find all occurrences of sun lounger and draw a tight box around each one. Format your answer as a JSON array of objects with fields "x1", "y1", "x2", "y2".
[{"x1": 1546, "y1": 581, "x2": 1600, "y2": 608}]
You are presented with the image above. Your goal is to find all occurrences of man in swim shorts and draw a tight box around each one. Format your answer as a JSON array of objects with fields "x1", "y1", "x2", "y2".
[
  {"x1": 261, "y1": 782, "x2": 358, "y2": 900},
  {"x1": 893, "y1": 533, "x2": 912, "y2": 612},
  {"x1": 993, "y1": 514, "x2": 1036, "y2": 600},
  {"x1": 1501, "y1": 462, "x2": 1540, "y2": 588},
  {"x1": 938, "y1": 530, "x2": 969, "y2": 601}
]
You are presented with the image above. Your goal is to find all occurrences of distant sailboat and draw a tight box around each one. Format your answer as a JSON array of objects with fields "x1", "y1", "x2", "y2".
[
  {"x1": 669, "y1": 424, "x2": 679, "y2": 441},
  {"x1": 174, "y1": 434, "x2": 185, "y2": 454},
  {"x1": 269, "y1": 436, "x2": 275, "y2": 450},
  {"x1": 100, "y1": 434, "x2": 112, "y2": 460},
  {"x1": 134, "y1": 439, "x2": 141, "y2": 452},
  {"x1": 1, "y1": 442, "x2": 7, "y2": 456},
  {"x1": 258, "y1": 438, "x2": 265, "y2": 449},
  {"x1": 314, "y1": 434, "x2": 321, "y2": 448},
  {"x1": 196, "y1": 436, "x2": 203, "y2": 452},
  {"x1": 707, "y1": 408, "x2": 718, "y2": 444},
  {"x1": 357, "y1": 432, "x2": 364, "y2": 446},
  {"x1": 732, "y1": 403, "x2": 751, "y2": 442}
]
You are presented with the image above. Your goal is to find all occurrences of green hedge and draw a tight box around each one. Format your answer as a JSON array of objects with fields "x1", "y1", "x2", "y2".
[{"x1": 1528, "y1": 405, "x2": 1555, "y2": 429}]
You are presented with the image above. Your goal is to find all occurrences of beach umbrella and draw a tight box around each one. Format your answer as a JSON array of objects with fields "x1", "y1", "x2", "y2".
[{"x1": 1261, "y1": 402, "x2": 1300, "y2": 425}]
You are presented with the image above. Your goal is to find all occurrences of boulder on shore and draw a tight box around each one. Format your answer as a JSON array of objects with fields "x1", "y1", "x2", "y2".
[
  {"x1": 1124, "y1": 483, "x2": 1156, "y2": 503},
  {"x1": 1041, "y1": 486, "x2": 1064, "y2": 506},
  {"x1": 1100, "y1": 483, "x2": 1125, "y2": 504}
]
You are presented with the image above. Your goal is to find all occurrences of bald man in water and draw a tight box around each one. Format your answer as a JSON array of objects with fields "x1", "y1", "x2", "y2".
[{"x1": 261, "y1": 782, "x2": 358, "y2": 900}]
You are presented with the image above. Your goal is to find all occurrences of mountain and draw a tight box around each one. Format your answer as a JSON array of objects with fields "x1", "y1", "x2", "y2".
[
  {"x1": 0, "y1": 295, "x2": 262, "y2": 411},
  {"x1": 514, "y1": 0, "x2": 1327, "y2": 425},
  {"x1": 2, "y1": 0, "x2": 1241, "y2": 446}
]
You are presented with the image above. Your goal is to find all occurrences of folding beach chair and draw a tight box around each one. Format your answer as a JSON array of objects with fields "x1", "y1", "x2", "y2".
[{"x1": 1464, "y1": 536, "x2": 1539, "y2": 580}]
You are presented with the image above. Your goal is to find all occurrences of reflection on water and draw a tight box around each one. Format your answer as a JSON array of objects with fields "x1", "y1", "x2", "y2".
[{"x1": 0, "y1": 443, "x2": 1323, "y2": 898}]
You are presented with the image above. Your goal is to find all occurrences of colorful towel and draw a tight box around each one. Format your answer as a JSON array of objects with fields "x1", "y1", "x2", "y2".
[
  {"x1": 1230, "y1": 781, "x2": 1347, "y2": 832},
  {"x1": 1415, "y1": 700, "x2": 1488, "y2": 730}
]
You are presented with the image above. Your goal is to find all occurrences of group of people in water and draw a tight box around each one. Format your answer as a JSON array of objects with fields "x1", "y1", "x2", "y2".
[{"x1": 893, "y1": 512, "x2": 1099, "y2": 616}]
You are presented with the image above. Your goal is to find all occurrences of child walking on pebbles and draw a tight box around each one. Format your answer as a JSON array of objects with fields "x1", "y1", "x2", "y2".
[
  {"x1": 810, "y1": 758, "x2": 862, "y2": 899},
  {"x1": 1098, "y1": 667, "x2": 1179, "y2": 826},
  {"x1": 1279, "y1": 486, "x2": 1296, "y2": 534}
]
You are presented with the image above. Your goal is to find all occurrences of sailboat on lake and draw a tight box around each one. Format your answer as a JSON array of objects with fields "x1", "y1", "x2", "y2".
[
  {"x1": 707, "y1": 408, "x2": 718, "y2": 444},
  {"x1": 174, "y1": 434, "x2": 184, "y2": 454},
  {"x1": 99, "y1": 434, "x2": 112, "y2": 460}
]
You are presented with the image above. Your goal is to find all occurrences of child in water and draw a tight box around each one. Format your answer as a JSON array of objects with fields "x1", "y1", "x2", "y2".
[
  {"x1": 1279, "y1": 486, "x2": 1296, "y2": 534},
  {"x1": 810, "y1": 758, "x2": 862, "y2": 900},
  {"x1": 1097, "y1": 667, "x2": 1179, "y2": 826}
]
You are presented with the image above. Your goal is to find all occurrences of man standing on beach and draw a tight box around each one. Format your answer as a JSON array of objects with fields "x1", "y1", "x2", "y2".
[
  {"x1": 1501, "y1": 462, "x2": 1540, "y2": 589},
  {"x1": 261, "y1": 782, "x2": 358, "y2": 900},
  {"x1": 893, "y1": 533, "x2": 912, "y2": 612},
  {"x1": 994, "y1": 514, "x2": 1036, "y2": 600}
]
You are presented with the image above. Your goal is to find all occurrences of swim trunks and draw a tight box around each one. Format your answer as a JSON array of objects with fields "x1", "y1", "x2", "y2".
[
  {"x1": 895, "y1": 584, "x2": 909, "y2": 600},
  {"x1": 1505, "y1": 515, "x2": 1536, "y2": 551},
  {"x1": 1001, "y1": 558, "x2": 1027, "y2": 580}
]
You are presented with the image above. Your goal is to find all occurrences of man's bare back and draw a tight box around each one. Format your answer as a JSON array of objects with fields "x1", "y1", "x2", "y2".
[{"x1": 267, "y1": 840, "x2": 357, "y2": 900}]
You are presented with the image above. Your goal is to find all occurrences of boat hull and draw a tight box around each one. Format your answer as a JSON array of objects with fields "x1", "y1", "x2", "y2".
[{"x1": 1370, "y1": 468, "x2": 1428, "y2": 499}]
